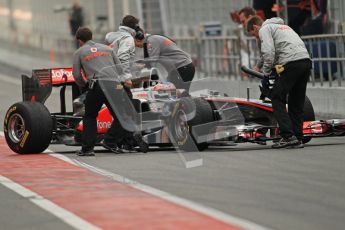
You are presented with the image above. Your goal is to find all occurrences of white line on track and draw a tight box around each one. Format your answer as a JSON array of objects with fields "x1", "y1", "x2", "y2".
[
  {"x1": 0, "y1": 175, "x2": 100, "y2": 230},
  {"x1": 70, "y1": 158, "x2": 272, "y2": 230},
  {"x1": 44, "y1": 149, "x2": 78, "y2": 166}
]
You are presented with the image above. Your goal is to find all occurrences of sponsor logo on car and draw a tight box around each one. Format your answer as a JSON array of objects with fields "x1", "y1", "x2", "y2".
[
  {"x1": 51, "y1": 68, "x2": 74, "y2": 84},
  {"x1": 97, "y1": 121, "x2": 111, "y2": 129},
  {"x1": 52, "y1": 69, "x2": 73, "y2": 78}
]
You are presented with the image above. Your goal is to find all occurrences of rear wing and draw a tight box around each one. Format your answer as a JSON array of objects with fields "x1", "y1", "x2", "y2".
[
  {"x1": 22, "y1": 67, "x2": 75, "y2": 103},
  {"x1": 51, "y1": 67, "x2": 75, "y2": 85}
]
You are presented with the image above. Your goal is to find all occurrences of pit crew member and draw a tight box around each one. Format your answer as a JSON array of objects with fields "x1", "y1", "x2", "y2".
[
  {"x1": 247, "y1": 16, "x2": 312, "y2": 149},
  {"x1": 104, "y1": 15, "x2": 148, "y2": 152},
  {"x1": 72, "y1": 27, "x2": 131, "y2": 156},
  {"x1": 134, "y1": 31, "x2": 195, "y2": 92}
]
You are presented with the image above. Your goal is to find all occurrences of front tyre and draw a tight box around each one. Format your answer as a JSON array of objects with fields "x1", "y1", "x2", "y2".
[
  {"x1": 3, "y1": 102, "x2": 53, "y2": 154},
  {"x1": 169, "y1": 98, "x2": 214, "y2": 151},
  {"x1": 302, "y1": 96, "x2": 315, "y2": 144}
]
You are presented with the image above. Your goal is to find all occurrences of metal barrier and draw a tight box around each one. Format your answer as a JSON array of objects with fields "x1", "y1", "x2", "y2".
[
  {"x1": 302, "y1": 34, "x2": 345, "y2": 87},
  {"x1": 200, "y1": 36, "x2": 240, "y2": 78},
  {"x1": 175, "y1": 36, "x2": 243, "y2": 79},
  {"x1": 2, "y1": 27, "x2": 345, "y2": 87},
  {"x1": 175, "y1": 35, "x2": 261, "y2": 79},
  {"x1": 176, "y1": 33, "x2": 345, "y2": 87}
]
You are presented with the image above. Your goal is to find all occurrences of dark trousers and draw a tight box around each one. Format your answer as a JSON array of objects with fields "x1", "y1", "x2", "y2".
[
  {"x1": 168, "y1": 63, "x2": 195, "y2": 91},
  {"x1": 82, "y1": 83, "x2": 128, "y2": 151},
  {"x1": 271, "y1": 59, "x2": 312, "y2": 139}
]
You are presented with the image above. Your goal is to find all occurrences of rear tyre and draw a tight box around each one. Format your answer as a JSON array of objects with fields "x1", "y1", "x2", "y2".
[
  {"x1": 3, "y1": 102, "x2": 53, "y2": 154},
  {"x1": 302, "y1": 96, "x2": 315, "y2": 144}
]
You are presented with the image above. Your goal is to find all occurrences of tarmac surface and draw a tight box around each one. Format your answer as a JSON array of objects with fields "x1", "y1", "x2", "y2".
[{"x1": 1, "y1": 62, "x2": 345, "y2": 230}]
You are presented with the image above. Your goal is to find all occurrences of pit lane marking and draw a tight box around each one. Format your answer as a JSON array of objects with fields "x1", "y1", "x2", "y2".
[
  {"x1": 0, "y1": 175, "x2": 100, "y2": 230},
  {"x1": 0, "y1": 131, "x2": 100, "y2": 230},
  {"x1": 64, "y1": 157, "x2": 272, "y2": 230}
]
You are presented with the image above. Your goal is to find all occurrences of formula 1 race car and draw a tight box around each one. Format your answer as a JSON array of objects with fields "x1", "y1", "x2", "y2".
[{"x1": 3, "y1": 61, "x2": 345, "y2": 154}]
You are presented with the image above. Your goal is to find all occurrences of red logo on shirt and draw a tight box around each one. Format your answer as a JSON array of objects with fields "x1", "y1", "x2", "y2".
[
  {"x1": 164, "y1": 39, "x2": 173, "y2": 46},
  {"x1": 278, "y1": 26, "x2": 291, "y2": 31},
  {"x1": 90, "y1": 47, "x2": 98, "y2": 53}
]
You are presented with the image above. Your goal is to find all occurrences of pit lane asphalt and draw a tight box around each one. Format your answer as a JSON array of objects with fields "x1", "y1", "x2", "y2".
[{"x1": 1, "y1": 64, "x2": 345, "y2": 230}]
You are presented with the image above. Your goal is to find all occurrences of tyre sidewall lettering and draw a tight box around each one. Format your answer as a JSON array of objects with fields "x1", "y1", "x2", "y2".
[
  {"x1": 20, "y1": 130, "x2": 30, "y2": 148},
  {"x1": 4, "y1": 106, "x2": 16, "y2": 126}
]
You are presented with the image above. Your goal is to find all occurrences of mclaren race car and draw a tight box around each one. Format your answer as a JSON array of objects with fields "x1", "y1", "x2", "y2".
[{"x1": 3, "y1": 62, "x2": 345, "y2": 154}]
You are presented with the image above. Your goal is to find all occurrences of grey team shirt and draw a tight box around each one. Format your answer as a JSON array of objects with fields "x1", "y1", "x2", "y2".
[
  {"x1": 145, "y1": 35, "x2": 192, "y2": 71},
  {"x1": 105, "y1": 26, "x2": 137, "y2": 79},
  {"x1": 72, "y1": 40, "x2": 121, "y2": 88},
  {"x1": 259, "y1": 17, "x2": 310, "y2": 75}
]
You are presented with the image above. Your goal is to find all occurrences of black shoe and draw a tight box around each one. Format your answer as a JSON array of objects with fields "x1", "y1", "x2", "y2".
[
  {"x1": 286, "y1": 140, "x2": 304, "y2": 149},
  {"x1": 102, "y1": 141, "x2": 124, "y2": 153},
  {"x1": 121, "y1": 144, "x2": 136, "y2": 152},
  {"x1": 272, "y1": 136, "x2": 299, "y2": 149},
  {"x1": 76, "y1": 149, "x2": 95, "y2": 156},
  {"x1": 133, "y1": 134, "x2": 149, "y2": 153}
]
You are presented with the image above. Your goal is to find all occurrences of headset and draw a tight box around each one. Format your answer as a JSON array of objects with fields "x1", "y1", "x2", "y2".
[
  {"x1": 134, "y1": 24, "x2": 145, "y2": 40},
  {"x1": 120, "y1": 21, "x2": 144, "y2": 40}
]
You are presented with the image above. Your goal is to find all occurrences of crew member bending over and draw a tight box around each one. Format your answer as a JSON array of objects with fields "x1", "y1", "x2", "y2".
[
  {"x1": 134, "y1": 31, "x2": 195, "y2": 92},
  {"x1": 247, "y1": 16, "x2": 312, "y2": 149}
]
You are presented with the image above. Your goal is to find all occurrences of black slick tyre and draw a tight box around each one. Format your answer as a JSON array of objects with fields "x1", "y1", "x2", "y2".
[
  {"x1": 169, "y1": 97, "x2": 214, "y2": 151},
  {"x1": 302, "y1": 96, "x2": 315, "y2": 144},
  {"x1": 3, "y1": 101, "x2": 53, "y2": 154}
]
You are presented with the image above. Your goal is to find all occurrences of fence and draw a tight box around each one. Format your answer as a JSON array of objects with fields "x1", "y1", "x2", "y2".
[
  {"x1": 176, "y1": 33, "x2": 345, "y2": 87},
  {"x1": 1, "y1": 26, "x2": 345, "y2": 87},
  {"x1": 175, "y1": 35, "x2": 243, "y2": 79},
  {"x1": 302, "y1": 34, "x2": 345, "y2": 87}
]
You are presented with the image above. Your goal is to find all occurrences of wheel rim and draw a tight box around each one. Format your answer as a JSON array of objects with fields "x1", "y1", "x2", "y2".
[
  {"x1": 174, "y1": 110, "x2": 189, "y2": 141},
  {"x1": 8, "y1": 113, "x2": 25, "y2": 143}
]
